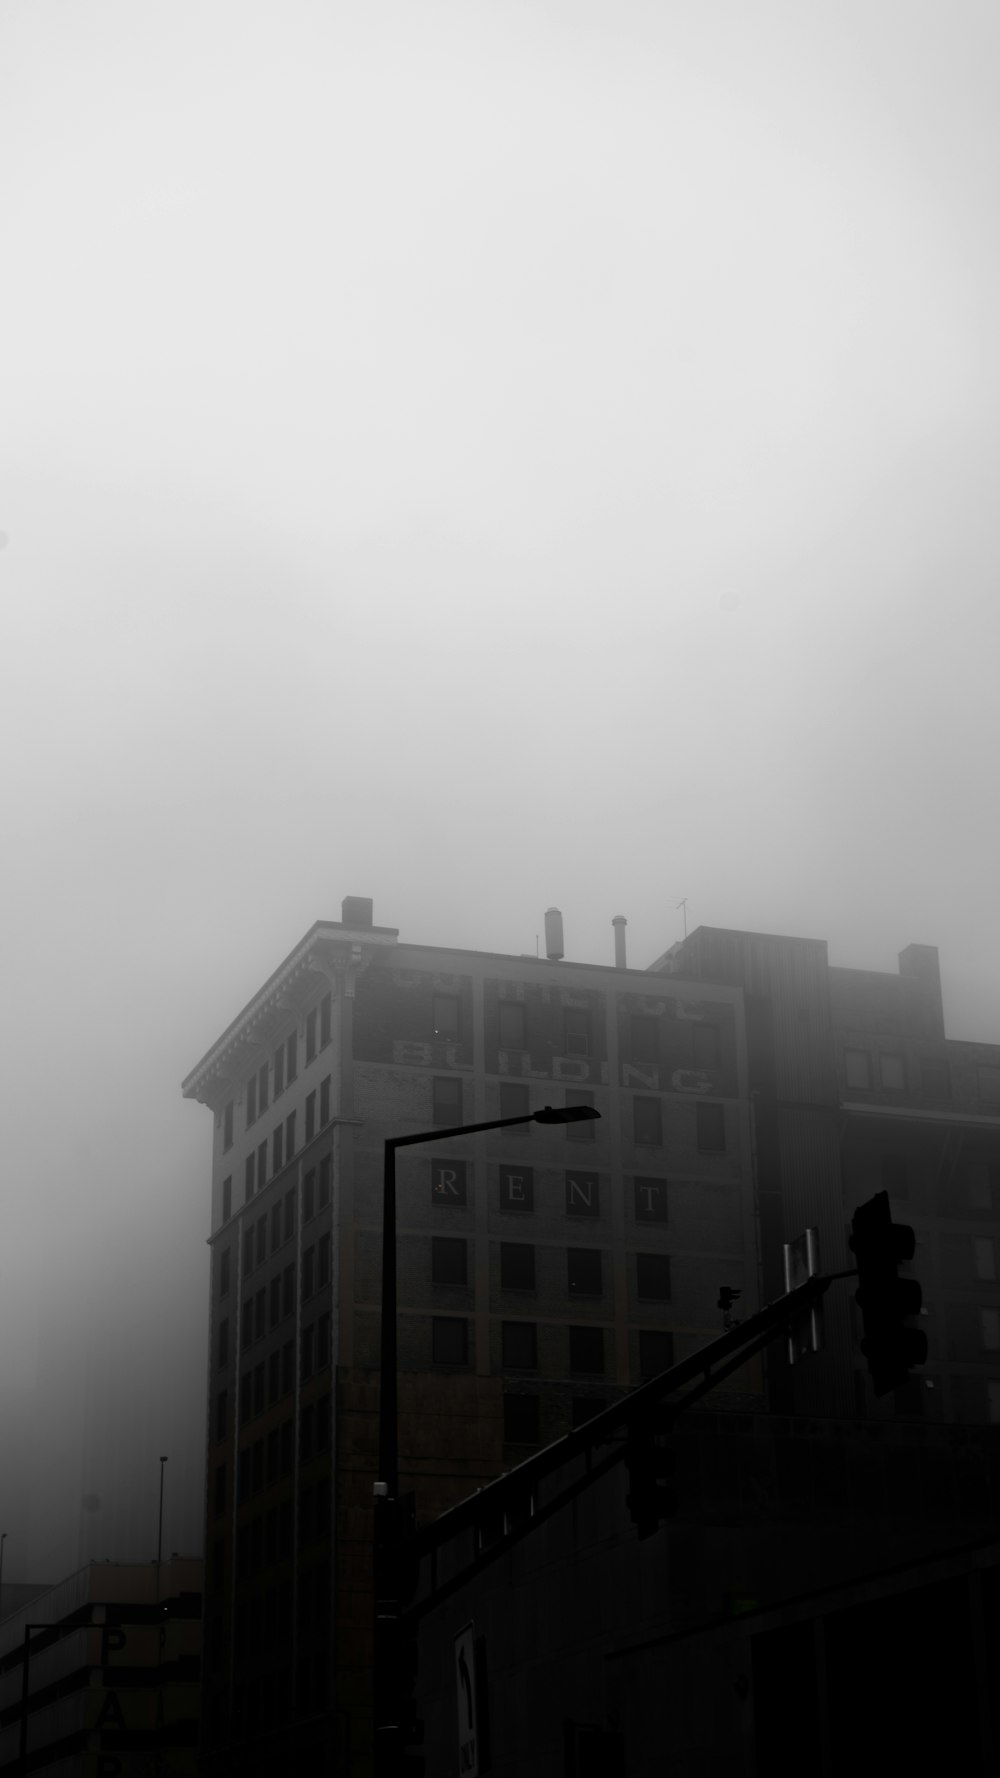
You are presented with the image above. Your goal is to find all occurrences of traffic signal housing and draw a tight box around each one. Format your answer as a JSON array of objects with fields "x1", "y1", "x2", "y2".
[
  {"x1": 849, "y1": 1190, "x2": 927, "y2": 1396},
  {"x1": 624, "y1": 1410, "x2": 677, "y2": 1538}
]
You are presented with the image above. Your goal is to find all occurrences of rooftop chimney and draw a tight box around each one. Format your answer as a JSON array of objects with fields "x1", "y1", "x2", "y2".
[
  {"x1": 341, "y1": 896, "x2": 374, "y2": 928},
  {"x1": 544, "y1": 908, "x2": 564, "y2": 961},
  {"x1": 612, "y1": 915, "x2": 627, "y2": 969}
]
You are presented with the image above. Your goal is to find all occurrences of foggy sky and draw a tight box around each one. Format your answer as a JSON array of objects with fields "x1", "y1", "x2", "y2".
[{"x1": 2, "y1": 0, "x2": 998, "y2": 1582}]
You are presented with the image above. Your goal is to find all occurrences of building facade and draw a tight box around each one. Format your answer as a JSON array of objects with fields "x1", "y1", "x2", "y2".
[
  {"x1": 654, "y1": 927, "x2": 1000, "y2": 1426},
  {"x1": 182, "y1": 898, "x2": 757, "y2": 1772}
]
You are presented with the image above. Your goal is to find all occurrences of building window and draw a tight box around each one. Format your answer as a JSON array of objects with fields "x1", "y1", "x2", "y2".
[
  {"x1": 285, "y1": 1111, "x2": 296, "y2": 1159},
  {"x1": 881, "y1": 1155, "x2": 908, "y2": 1198},
  {"x1": 286, "y1": 1031, "x2": 298, "y2": 1086},
  {"x1": 257, "y1": 1141, "x2": 267, "y2": 1192},
  {"x1": 255, "y1": 1215, "x2": 267, "y2": 1268},
  {"x1": 564, "y1": 1009, "x2": 590, "y2": 1057},
  {"x1": 219, "y1": 1248, "x2": 231, "y2": 1297},
  {"x1": 222, "y1": 1176, "x2": 232, "y2": 1223},
  {"x1": 320, "y1": 993, "x2": 332, "y2": 1048},
  {"x1": 433, "y1": 1077, "x2": 463, "y2": 1126},
  {"x1": 565, "y1": 1172, "x2": 599, "y2": 1217},
  {"x1": 572, "y1": 1397, "x2": 605, "y2": 1428},
  {"x1": 980, "y1": 1067, "x2": 1000, "y2": 1107},
  {"x1": 844, "y1": 1050, "x2": 870, "y2": 1090},
  {"x1": 432, "y1": 1159, "x2": 467, "y2": 1206},
  {"x1": 500, "y1": 1166, "x2": 534, "y2": 1213},
  {"x1": 696, "y1": 1102, "x2": 726, "y2": 1153},
  {"x1": 270, "y1": 1277, "x2": 281, "y2": 1330},
  {"x1": 301, "y1": 1325, "x2": 315, "y2": 1382},
  {"x1": 499, "y1": 1001, "x2": 525, "y2": 1051},
  {"x1": 317, "y1": 1312, "x2": 332, "y2": 1369},
  {"x1": 282, "y1": 1264, "x2": 295, "y2": 1318},
  {"x1": 639, "y1": 1329, "x2": 675, "y2": 1381},
  {"x1": 500, "y1": 1243, "x2": 535, "y2": 1291},
  {"x1": 245, "y1": 1153, "x2": 255, "y2": 1203},
  {"x1": 433, "y1": 994, "x2": 460, "y2": 1039},
  {"x1": 981, "y1": 1308, "x2": 1000, "y2": 1351},
  {"x1": 267, "y1": 1351, "x2": 280, "y2": 1405},
  {"x1": 566, "y1": 1089, "x2": 595, "y2": 1138},
  {"x1": 273, "y1": 1124, "x2": 284, "y2": 1174},
  {"x1": 637, "y1": 1253, "x2": 672, "y2": 1300},
  {"x1": 318, "y1": 1233, "x2": 331, "y2": 1288},
  {"x1": 567, "y1": 1249, "x2": 602, "y2": 1296},
  {"x1": 432, "y1": 1317, "x2": 469, "y2": 1366},
  {"x1": 633, "y1": 1097, "x2": 663, "y2": 1146},
  {"x1": 920, "y1": 1057, "x2": 950, "y2": 1102},
  {"x1": 319, "y1": 1156, "x2": 332, "y2": 1210},
  {"x1": 284, "y1": 1187, "x2": 295, "y2": 1240},
  {"x1": 320, "y1": 1076, "x2": 331, "y2": 1125},
  {"x1": 630, "y1": 1014, "x2": 659, "y2": 1064},
  {"x1": 499, "y1": 1082, "x2": 530, "y2": 1126},
  {"x1": 223, "y1": 1102, "x2": 234, "y2": 1151},
  {"x1": 218, "y1": 1319, "x2": 229, "y2": 1368},
  {"x1": 215, "y1": 1389, "x2": 228, "y2": 1441},
  {"x1": 503, "y1": 1393, "x2": 540, "y2": 1445},
  {"x1": 569, "y1": 1326, "x2": 604, "y2": 1374},
  {"x1": 303, "y1": 1247, "x2": 316, "y2": 1300},
  {"x1": 254, "y1": 1363, "x2": 265, "y2": 1416},
  {"x1": 502, "y1": 1322, "x2": 538, "y2": 1369},
  {"x1": 306, "y1": 1008, "x2": 318, "y2": 1065},
  {"x1": 303, "y1": 1171, "x2": 316, "y2": 1222},
  {"x1": 274, "y1": 1043, "x2": 285, "y2": 1098},
  {"x1": 255, "y1": 1289, "x2": 266, "y2": 1340},
  {"x1": 271, "y1": 1202, "x2": 282, "y2": 1252},
  {"x1": 634, "y1": 1177, "x2": 668, "y2": 1223},
  {"x1": 281, "y1": 1341, "x2": 294, "y2": 1396},
  {"x1": 305, "y1": 1092, "x2": 316, "y2": 1144},
  {"x1": 258, "y1": 1062, "x2": 269, "y2": 1115},
  {"x1": 880, "y1": 1054, "x2": 906, "y2": 1091},
  {"x1": 246, "y1": 1075, "x2": 257, "y2": 1128},
  {"x1": 242, "y1": 1229, "x2": 254, "y2": 1276},
  {"x1": 969, "y1": 1167, "x2": 995, "y2": 1212},
  {"x1": 974, "y1": 1238, "x2": 997, "y2": 1282},
  {"x1": 241, "y1": 1301, "x2": 253, "y2": 1351},
  {"x1": 692, "y1": 1022, "x2": 721, "y2": 1069},
  {"x1": 432, "y1": 1237, "x2": 468, "y2": 1286}
]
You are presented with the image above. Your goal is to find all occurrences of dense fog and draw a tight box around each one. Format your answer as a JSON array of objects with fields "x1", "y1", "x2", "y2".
[{"x1": 2, "y1": 0, "x2": 998, "y2": 1583}]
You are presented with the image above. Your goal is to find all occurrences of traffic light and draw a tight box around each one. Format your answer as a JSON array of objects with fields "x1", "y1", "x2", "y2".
[
  {"x1": 849, "y1": 1190, "x2": 927, "y2": 1396},
  {"x1": 624, "y1": 1411, "x2": 677, "y2": 1538}
]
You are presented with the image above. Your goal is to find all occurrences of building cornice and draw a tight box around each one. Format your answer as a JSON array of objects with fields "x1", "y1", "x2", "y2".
[{"x1": 182, "y1": 921, "x2": 398, "y2": 1106}]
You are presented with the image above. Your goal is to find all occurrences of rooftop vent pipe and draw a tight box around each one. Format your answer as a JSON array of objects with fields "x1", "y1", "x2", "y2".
[
  {"x1": 612, "y1": 915, "x2": 627, "y2": 969},
  {"x1": 544, "y1": 908, "x2": 564, "y2": 961}
]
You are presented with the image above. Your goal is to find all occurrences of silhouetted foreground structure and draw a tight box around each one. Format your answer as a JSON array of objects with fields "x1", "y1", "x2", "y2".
[
  {"x1": 0, "y1": 1558, "x2": 201, "y2": 1774},
  {"x1": 182, "y1": 898, "x2": 1000, "y2": 1772},
  {"x1": 409, "y1": 1404, "x2": 1000, "y2": 1774}
]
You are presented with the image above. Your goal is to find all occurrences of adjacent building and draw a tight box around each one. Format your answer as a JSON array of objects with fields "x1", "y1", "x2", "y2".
[
  {"x1": 182, "y1": 898, "x2": 757, "y2": 1772},
  {"x1": 0, "y1": 1558, "x2": 202, "y2": 1776}
]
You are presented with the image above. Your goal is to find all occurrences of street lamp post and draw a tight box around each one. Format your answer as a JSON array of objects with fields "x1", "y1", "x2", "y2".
[{"x1": 373, "y1": 1103, "x2": 600, "y2": 1776}]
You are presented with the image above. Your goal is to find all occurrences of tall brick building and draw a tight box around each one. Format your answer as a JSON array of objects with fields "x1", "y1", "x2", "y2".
[
  {"x1": 183, "y1": 899, "x2": 1000, "y2": 1772},
  {"x1": 182, "y1": 898, "x2": 757, "y2": 1771}
]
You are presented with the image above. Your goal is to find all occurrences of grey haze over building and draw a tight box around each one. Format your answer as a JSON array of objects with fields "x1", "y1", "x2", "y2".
[{"x1": 1, "y1": 0, "x2": 998, "y2": 1583}]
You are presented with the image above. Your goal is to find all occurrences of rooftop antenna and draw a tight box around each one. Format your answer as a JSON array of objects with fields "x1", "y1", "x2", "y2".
[{"x1": 677, "y1": 898, "x2": 688, "y2": 939}]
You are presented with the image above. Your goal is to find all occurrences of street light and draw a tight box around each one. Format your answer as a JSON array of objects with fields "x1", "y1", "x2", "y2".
[{"x1": 374, "y1": 1102, "x2": 600, "y2": 1776}]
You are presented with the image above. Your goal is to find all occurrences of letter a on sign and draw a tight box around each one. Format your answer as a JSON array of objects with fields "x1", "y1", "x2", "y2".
[{"x1": 455, "y1": 1621, "x2": 478, "y2": 1777}]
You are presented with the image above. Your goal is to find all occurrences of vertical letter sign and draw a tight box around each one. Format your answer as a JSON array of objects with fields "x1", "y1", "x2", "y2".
[{"x1": 455, "y1": 1621, "x2": 478, "y2": 1776}]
